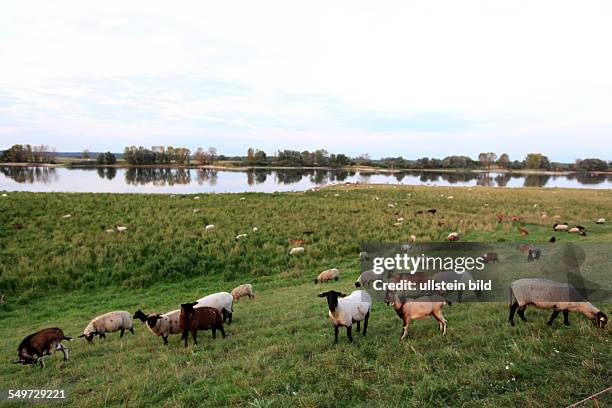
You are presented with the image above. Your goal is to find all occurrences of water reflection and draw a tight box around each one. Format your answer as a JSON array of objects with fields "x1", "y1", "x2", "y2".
[{"x1": 0, "y1": 167, "x2": 609, "y2": 192}]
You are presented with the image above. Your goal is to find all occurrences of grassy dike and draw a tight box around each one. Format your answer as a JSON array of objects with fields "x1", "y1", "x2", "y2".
[{"x1": 0, "y1": 186, "x2": 610, "y2": 407}]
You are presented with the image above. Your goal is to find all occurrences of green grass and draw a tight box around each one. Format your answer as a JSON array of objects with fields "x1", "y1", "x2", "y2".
[{"x1": 0, "y1": 186, "x2": 610, "y2": 407}]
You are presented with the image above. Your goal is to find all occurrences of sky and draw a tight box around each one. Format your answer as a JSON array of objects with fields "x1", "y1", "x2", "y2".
[{"x1": 1, "y1": 0, "x2": 611, "y2": 161}]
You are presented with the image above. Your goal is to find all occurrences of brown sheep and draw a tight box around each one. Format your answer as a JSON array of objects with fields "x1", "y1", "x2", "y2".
[
  {"x1": 483, "y1": 252, "x2": 499, "y2": 263},
  {"x1": 15, "y1": 328, "x2": 72, "y2": 368},
  {"x1": 179, "y1": 302, "x2": 225, "y2": 347}
]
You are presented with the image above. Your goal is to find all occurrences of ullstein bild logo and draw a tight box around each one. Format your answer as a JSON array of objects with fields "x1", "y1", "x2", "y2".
[{"x1": 357, "y1": 242, "x2": 612, "y2": 303}]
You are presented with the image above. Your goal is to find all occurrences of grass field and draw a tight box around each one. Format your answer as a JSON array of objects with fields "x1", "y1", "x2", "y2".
[{"x1": 0, "y1": 186, "x2": 610, "y2": 407}]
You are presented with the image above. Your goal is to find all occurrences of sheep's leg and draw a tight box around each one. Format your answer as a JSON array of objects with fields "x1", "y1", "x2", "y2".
[
  {"x1": 120, "y1": 329, "x2": 125, "y2": 338},
  {"x1": 547, "y1": 310, "x2": 560, "y2": 326},
  {"x1": 334, "y1": 325, "x2": 339, "y2": 344},
  {"x1": 563, "y1": 310, "x2": 570, "y2": 325},
  {"x1": 509, "y1": 301, "x2": 519, "y2": 326},
  {"x1": 517, "y1": 306, "x2": 527, "y2": 322},
  {"x1": 222, "y1": 309, "x2": 227, "y2": 323},
  {"x1": 219, "y1": 324, "x2": 226, "y2": 338},
  {"x1": 162, "y1": 335, "x2": 168, "y2": 345},
  {"x1": 192, "y1": 330, "x2": 198, "y2": 345},
  {"x1": 100, "y1": 333, "x2": 106, "y2": 339},
  {"x1": 212, "y1": 328, "x2": 217, "y2": 339},
  {"x1": 346, "y1": 325, "x2": 353, "y2": 342},
  {"x1": 363, "y1": 311, "x2": 370, "y2": 337},
  {"x1": 356, "y1": 320, "x2": 361, "y2": 333},
  {"x1": 334, "y1": 277, "x2": 338, "y2": 281},
  {"x1": 129, "y1": 328, "x2": 134, "y2": 334},
  {"x1": 228, "y1": 312, "x2": 232, "y2": 325},
  {"x1": 182, "y1": 330, "x2": 189, "y2": 347}
]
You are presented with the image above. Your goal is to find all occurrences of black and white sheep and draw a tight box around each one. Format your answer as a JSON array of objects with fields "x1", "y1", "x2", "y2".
[
  {"x1": 133, "y1": 309, "x2": 181, "y2": 345},
  {"x1": 318, "y1": 290, "x2": 372, "y2": 343}
]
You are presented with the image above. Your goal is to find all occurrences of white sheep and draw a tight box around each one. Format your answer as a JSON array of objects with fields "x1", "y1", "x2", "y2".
[
  {"x1": 231, "y1": 284, "x2": 254, "y2": 301},
  {"x1": 446, "y1": 232, "x2": 459, "y2": 241},
  {"x1": 252, "y1": 227, "x2": 259, "y2": 232},
  {"x1": 318, "y1": 290, "x2": 372, "y2": 343},
  {"x1": 80, "y1": 311, "x2": 134, "y2": 342},
  {"x1": 314, "y1": 268, "x2": 340, "y2": 284},
  {"x1": 235, "y1": 233, "x2": 248, "y2": 241},
  {"x1": 133, "y1": 309, "x2": 181, "y2": 345},
  {"x1": 553, "y1": 223, "x2": 568, "y2": 231},
  {"x1": 196, "y1": 292, "x2": 234, "y2": 325},
  {"x1": 193, "y1": 208, "x2": 201, "y2": 213},
  {"x1": 289, "y1": 247, "x2": 305, "y2": 255},
  {"x1": 509, "y1": 278, "x2": 608, "y2": 329},
  {"x1": 205, "y1": 224, "x2": 215, "y2": 232},
  {"x1": 116, "y1": 226, "x2": 128, "y2": 232},
  {"x1": 596, "y1": 218, "x2": 605, "y2": 224},
  {"x1": 61, "y1": 214, "x2": 72, "y2": 219},
  {"x1": 410, "y1": 234, "x2": 417, "y2": 243}
]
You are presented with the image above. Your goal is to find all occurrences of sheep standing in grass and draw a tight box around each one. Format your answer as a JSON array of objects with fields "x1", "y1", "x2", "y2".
[
  {"x1": 205, "y1": 224, "x2": 215, "y2": 232},
  {"x1": 389, "y1": 294, "x2": 448, "y2": 340},
  {"x1": 314, "y1": 268, "x2": 340, "y2": 284},
  {"x1": 446, "y1": 232, "x2": 459, "y2": 242},
  {"x1": 359, "y1": 251, "x2": 369, "y2": 261},
  {"x1": 231, "y1": 284, "x2": 255, "y2": 301},
  {"x1": 527, "y1": 247, "x2": 542, "y2": 262},
  {"x1": 179, "y1": 302, "x2": 225, "y2": 346},
  {"x1": 318, "y1": 290, "x2": 372, "y2": 343},
  {"x1": 509, "y1": 278, "x2": 608, "y2": 328},
  {"x1": 196, "y1": 292, "x2": 234, "y2": 325},
  {"x1": 596, "y1": 218, "x2": 605, "y2": 224},
  {"x1": 15, "y1": 328, "x2": 72, "y2": 368},
  {"x1": 133, "y1": 309, "x2": 181, "y2": 345},
  {"x1": 289, "y1": 247, "x2": 305, "y2": 255},
  {"x1": 553, "y1": 223, "x2": 569, "y2": 231},
  {"x1": 483, "y1": 252, "x2": 499, "y2": 263},
  {"x1": 79, "y1": 311, "x2": 134, "y2": 342}
]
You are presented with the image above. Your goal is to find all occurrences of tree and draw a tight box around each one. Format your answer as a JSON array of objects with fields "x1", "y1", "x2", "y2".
[
  {"x1": 246, "y1": 148, "x2": 255, "y2": 163},
  {"x1": 497, "y1": 153, "x2": 510, "y2": 169},
  {"x1": 253, "y1": 149, "x2": 267, "y2": 165},
  {"x1": 525, "y1": 153, "x2": 551, "y2": 170},
  {"x1": 478, "y1": 152, "x2": 497, "y2": 168},
  {"x1": 575, "y1": 158, "x2": 608, "y2": 172},
  {"x1": 81, "y1": 149, "x2": 90, "y2": 159},
  {"x1": 96, "y1": 152, "x2": 116, "y2": 165}
]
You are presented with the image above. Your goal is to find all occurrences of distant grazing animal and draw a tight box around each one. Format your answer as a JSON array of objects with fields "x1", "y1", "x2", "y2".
[
  {"x1": 511, "y1": 215, "x2": 520, "y2": 222},
  {"x1": 105, "y1": 229, "x2": 114, "y2": 233},
  {"x1": 410, "y1": 234, "x2": 417, "y2": 243},
  {"x1": 252, "y1": 227, "x2": 259, "y2": 232},
  {"x1": 527, "y1": 247, "x2": 542, "y2": 262},
  {"x1": 359, "y1": 251, "x2": 369, "y2": 261},
  {"x1": 568, "y1": 227, "x2": 586, "y2": 236},
  {"x1": 432, "y1": 271, "x2": 481, "y2": 302},
  {"x1": 446, "y1": 232, "x2": 459, "y2": 242},
  {"x1": 193, "y1": 208, "x2": 200, "y2": 213},
  {"x1": 496, "y1": 214, "x2": 504, "y2": 223},
  {"x1": 289, "y1": 247, "x2": 305, "y2": 255},
  {"x1": 133, "y1": 309, "x2": 181, "y2": 345},
  {"x1": 15, "y1": 328, "x2": 72, "y2": 368},
  {"x1": 235, "y1": 233, "x2": 248, "y2": 241},
  {"x1": 549, "y1": 236, "x2": 556, "y2": 243},
  {"x1": 392, "y1": 272, "x2": 429, "y2": 287},
  {"x1": 518, "y1": 227, "x2": 529, "y2": 236},
  {"x1": 205, "y1": 224, "x2": 215, "y2": 232},
  {"x1": 389, "y1": 294, "x2": 448, "y2": 340},
  {"x1": 393, "y1": 222, "x2": 402, "y2": 227},
  {"x1": 388, "y1": 203, "x2": 396, "y2": 208},
  {"x1": 196, "y1": 292, "x2": 234, "y2": 324},
  {"x1": 483, "y1": 252, "x2": 499, "y2": 263},
  {"x1": 397, "y1": 217, "x2": 404, "y2": 222},
  {"x1": 517, "y1": 244, "x2": 533, "y2": 253},
  {"x1": 400, "y1": 243, "x2": 411, "y2": 253},
  {"x1": 315, "y1": 268, "x2": 340, "y2": 284},
  {"x1": 553, "y1": 223, "x2": 569, "y2": 231},
  {"x1": 596, "y1": 218, "x2": 605, "y2": 224},
  {"x1": 427, "y1": 208, "x2": 437, "y2": 215},
  {"x1": 355, "y1": 269, "x2": 381, "y2": 289},
  {"x1": 231, "y1": 284, "x2": 254, "y2": 301},
  {"x1": 80, "y1": 311, "x2": 134, "y2": 342},
  {"x1": 116, "y1": 226, "x2": 128, "y2": 232},
  {"x1": 179, "y1": 303, "x2": 225, "y2": 346},
  {"x1": 318, "y1": 290, "x2": 372, "y2": 343},
  {"x1": 61, "y1": 214, "x2": 72, "y2": 219},
  {"x1": 289, "y1": 239, "x2": 307, "y2": 246},
  {"x1": 509, "y1": 278, "x2": 608, "y2": 329}
]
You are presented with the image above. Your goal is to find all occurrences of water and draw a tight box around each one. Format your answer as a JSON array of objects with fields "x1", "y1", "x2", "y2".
[{"x1": 0, "y1": 166, "x2": 610, "y2": 193}]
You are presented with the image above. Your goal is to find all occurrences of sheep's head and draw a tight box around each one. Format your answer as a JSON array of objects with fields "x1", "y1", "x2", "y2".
[
  {"x1": 180, "y1": 302, "x2": 198, "y2": 318},
  {"x1": 133, "y1": 309, "x2": 147, "y2": 322},
  {"x1": 15, "y1": 349, "x2": 38, "y2": 365},
  {"x1": 318, "y1": 291, "x2": 346, "y2": 312},
  {"x1": 593, "y1": 311, "x2": 608, "y2": 329},
  {"x1": 79, "y1": 332, "x2": 96, "y2": 343}
]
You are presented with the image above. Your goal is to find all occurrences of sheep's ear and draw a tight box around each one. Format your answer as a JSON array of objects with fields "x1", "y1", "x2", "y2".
[
  {"x1": 318, "y1": 292, "x2": 328, "y2": 297},
  {"x1": 188, "y1": 302, "x2": 198, "y2": 307},
  {"x1": 339, "y1": 293, "x2": 347, "y2": 297}
]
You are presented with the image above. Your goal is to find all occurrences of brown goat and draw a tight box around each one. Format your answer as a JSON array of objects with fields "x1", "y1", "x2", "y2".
[
  {"x1": 15, "y1": 328, "x2": 72, "y2": 368},
  {"x1": 496, "y1": 214, "x2": 504, "y2": 223},
  {"x1": 390, "y1": 295, "x2": 448, "y2": 340},
  {"x1": 179, "y1": 302, "x2": 225, "y2": 347},
  {"x1": 518, "y1": 227, "x2": 529, "y2": 236}
]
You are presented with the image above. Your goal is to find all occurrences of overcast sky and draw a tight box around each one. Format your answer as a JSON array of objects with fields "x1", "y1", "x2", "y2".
[{"x1": 1, "y1": 1, "x2": 611, "y2": 161}]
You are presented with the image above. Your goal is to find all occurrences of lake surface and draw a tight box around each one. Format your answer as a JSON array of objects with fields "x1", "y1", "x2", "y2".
[{"x1": 0, "y1": 167, "x2": 610, "y2": 193}]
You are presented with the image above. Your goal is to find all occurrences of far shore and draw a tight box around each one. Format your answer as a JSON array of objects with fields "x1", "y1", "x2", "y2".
[{"x1": 0, "y1": 161, "x2": 595, "y2": 176}]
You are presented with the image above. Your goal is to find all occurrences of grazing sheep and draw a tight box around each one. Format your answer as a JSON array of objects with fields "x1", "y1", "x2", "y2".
[
  {"x1": 527, "y1": 247, "x2": 542, "y2": 262},
  {"x1": 518, "y1": 227, "x2": 529, "y2": 236},
  {"x1": 446, "y1": 232, "x2": 459, "y2": 242},
  {"x1": 80, "y1": 311, "x2": 134, "y2": 342},
  {"x1": 511, "y1": 215, "x2": 520, "y2": 222},
  {"x1": 133, "y1": 309, "x2": 181, "y2": 345},
  {"x1": 194, "y1": 196, "x2": 200, "y2": 200},
  {"x1": 196, "y1": 292, "x2": 234, "y2": 325},
  {"x1": 410, "y1": 234, "x2": 417, "y2": 243},
  {"x1": 231, "y1": 284, "x2": 255, "y2": 301},
  {"x1": 179, "y1": 303, "x2": 225, "y2": 346},
  {"x1": 400, "y1": 243, "x2": 412, "y2": 253},
  {"x1": 432, "y1": 271, "x2": 481, "y2": 302},
  {"x1": 205, "y1": 224, "x2": 215, "y2": 232},
  {"x1": 318, "y1": 290, "x2": 372, "y2": 343},
  {"x1": 355, "y1": 269, "x2": 380, "y2": 288},
  {"x1": 359, "y1": 251, "x2": 369, "y2": 261},
  {"x1": 483, "y1": 252, "x2": 499, "y2": 263},
  {"x1": 552, "y1": 215, "x2": 562, "y2": 220},
  {"x1": 252, "y1": 227, "x2": 259, "y2": 232},
  {"x1": 105, "y1": 229, "x2": 114, "y2": 233},
  {"x1": 235, "y1": 233, "x2": 248, "y2": 241},
  {"x1": 289, "y1": 246, "x2": 305, "y2": 255},
  {"x1": 496, "y1": 214, "x2": 504, "y2": 223},
  {"x1": 1, "y1": 193, "x2": 7, "y2": 197},
  {"x1": 289, "y1": 238, "x2": 307, "y2": 246},
  {"x1": 391, "y1": 272, "x2": 429, "y2": 289},
  {"x1": 193, "y1": 208, "x2": 200, "y2": 213},
  {"x1": 553, "y1": 223, "x2": 569, "y2": 231},
  {"x1": 388, "y1": 203, "x2": 396, "y2": 208},
  {"x1": 15, "y1": 328, "x2": 72, "y2": 368},
  {"x1": 389, "y1": 294, "x2": 448, "y2": 340},
  {"x1": 315, "y1": 268, "x2": 340, "y2": 284},
  {"x1": 568, "y1": 227, "x2": 586, "y2": 236},
  {"x1": 508, "y1": 279, "x2": 608, "y2": 329},
  {"x1": 116, "y1": 226, "x2": 127, "y2": 232},
  {"x1": 596, "y1": 218, "x2": 605, "y2": 224},
  {"x1": 393, "y1": 222, "x2": 402, "y2": 227}
]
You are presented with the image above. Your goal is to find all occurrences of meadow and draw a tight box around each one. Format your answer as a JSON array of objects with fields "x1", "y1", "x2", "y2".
[{"x1": 0, "y1": 185, "x2": 610, "y2": 407}]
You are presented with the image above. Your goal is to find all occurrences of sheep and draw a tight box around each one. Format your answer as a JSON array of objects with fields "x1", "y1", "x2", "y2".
[
  {"x1": 205, "y1": 224, "x2": 215, "y2": 232},
  {"x1": 427, "y1": 208, "x2": 437, "y2": 215},
  {"x1": 508, "y1": 278, "x2": 608, "y2": 329},
  {"x1": 235, "y1": 233, "x2": 248, "y2": 241},
  {"x1": 15, "y1": 328, "x2": 72, "y2": 368},
  {"x1": 116, "y1": 226, "x2": 128, "y2": 232},
  {"x1": 231, "y1": 284, "x2": 255, "y2": 301},
  {"x1": 355, "y1": 269, "x2": 380, "y2": 288},
  {"x1": 179, "y1": 302, "x2": 225, "y2": 346},
  {"x1": 194, "y1": 196, "x2": 200, "y2": 200},
  {"x1": 79, "y1": 311, "x2": 134, "y2": 342},
  {"x1": 314, "y1": 268, "x2": 340, "y2": 284},
  {"x1": 359, "y1": 251, "x2": 369, "y2": 261},
  {"x1": 289, "y1": 246, "x2": 305, "y2": 255},
  {"x1": 389, "y1": 294, "x2": 448, "y2": 339},
  {"x1": 1, "y1": 193, "x2": 7, "y2": 197},
  {"x1": 105, "y1": 229, "x2": 114, "y2": 233},
  {"x1": 252, "y1": 227, "x2": 259, "y2": 232},
  {"x1": 483, "y1": 252, "x2": 499, "y2": 263},
  {"x1": 410, "y1": 234, "x2": 417, "y2": 243},
  {"x1": 511, "y1": 215, "x2": 520, "y2": 222},
  {"x1": 518, "y1": 227, "x2": 529, "y2": 236},
  {"x1": 318, "y1": 290, "x2": 372, "y2": 343},
  {"x1": 527, "y1": 247, "x2": 542, "y2": 262},
  {"x1": 496, "y1": 214, "x2": 504, "y2": 223},
  {"x1": 568, "y1": 227, "x2": 586, "y2": 236},
  {"x1": 397, "y1": 217, "x2": 404, "y2": 222},
  {"x1": 596, "y1": 218, "x2": 605, "y2": 224},
  {"x1": 393, "y1": 222, "x2": 402, "y2": 227},
  {"x1": 61, "y1": 214, "x2": 72, "y2": 219},
  {"x1": 133, "y1": 309, "x2": 181, "y2": 345},
  {"x1": 400, "y1": 243, "x2": 412, "y2": 253},
  {"x1": 553, "y1": 223, "x2": 569, "y2": 231},
  {"x1": 388, "y1": 203, "x2": 396, "y2": 208},
  {"x1": 431, "y1": 271, "x2": 481, "y2": 302},
  {"x1": 446, "y1": 232, "x2": 459, "y2": 242},
  {"x1": 193, "y1": 208, "x2": 200, "y2": 213},
  {"x1": 196, "y1": 292, "x2": 234, "y2": 325}
]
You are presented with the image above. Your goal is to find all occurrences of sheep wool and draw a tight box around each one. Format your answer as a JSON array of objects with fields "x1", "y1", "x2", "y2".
[
  {"x1": 315, "y1": 268, "x2": 340, "y2": 284},
  {"x1": 231, "y1": 284, "x2": 254, "y2": 300},
  {"x1": 82, "y1": 311, "x2": 133, "y2": 340}
]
